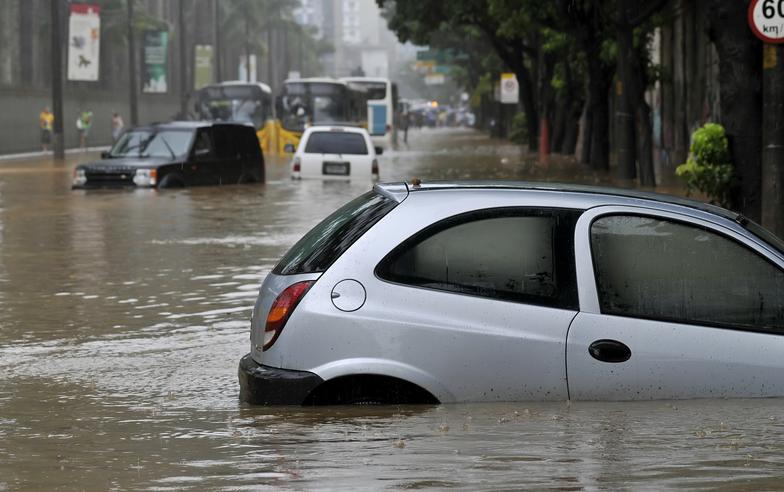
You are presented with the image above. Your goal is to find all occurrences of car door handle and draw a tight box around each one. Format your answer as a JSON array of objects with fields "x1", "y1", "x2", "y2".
[{"x1": 588, "y1": 339, "x2": 631, "y2": 363}]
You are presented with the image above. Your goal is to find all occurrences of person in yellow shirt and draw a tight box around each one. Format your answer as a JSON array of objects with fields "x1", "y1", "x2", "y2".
[{"x1": 39, "y1": 106, "x2": 54, "y2": 152}]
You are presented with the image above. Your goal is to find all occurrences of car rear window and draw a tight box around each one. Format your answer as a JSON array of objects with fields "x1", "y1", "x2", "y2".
[
  {"x1": 304, "y1": 131, "x2": 368, "y2": 155},
  {"x1": 273, "y1": 191, "x2": 397, "y2": 275}
]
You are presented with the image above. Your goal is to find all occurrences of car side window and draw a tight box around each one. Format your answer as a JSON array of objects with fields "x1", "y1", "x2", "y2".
[
  {"x1": 376, "y1": 208, "x2": 579, "y2": 309},
  {"x1": 192, "y1": 129, "x2": 213, "y2": 160},
  {"x1": 591, "y1": 215, "x2": 784, "y2": 331}
]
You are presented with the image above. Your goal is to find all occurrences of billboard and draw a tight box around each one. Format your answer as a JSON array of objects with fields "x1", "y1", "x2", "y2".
[
  {"x1": 67, "y1": 4, "x2": 101, "y2": 81},
  {"x1": 142, "y1": 31, "x2": 169, "y2": 93},
  {"x1": 500, "y1": 73, "x2": 519, "y2": 104}
]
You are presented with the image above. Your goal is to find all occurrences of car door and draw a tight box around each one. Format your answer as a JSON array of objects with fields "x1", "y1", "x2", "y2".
[
  {"x1": 322, "y1": 206, "x2": 582, "y2": 402},
  {"x1": 189, "y1": 128, "x2": 218, "y2": 185},
  {"x1": 566, "y1": 206, "x2": 784, "y2": 400},
  {"x1": 211, "y1": 125, "x2": 242, "y2": 184}
]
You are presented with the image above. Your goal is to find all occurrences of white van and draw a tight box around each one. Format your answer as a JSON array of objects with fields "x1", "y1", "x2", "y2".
[{"x1": 290, "y1": 126, "x2": 380, "y2": 181}]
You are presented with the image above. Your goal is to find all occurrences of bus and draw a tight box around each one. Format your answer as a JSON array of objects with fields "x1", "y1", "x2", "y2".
[
  {"x1": 276, "y1": 78, "x2": 368, "y2": 153},
  {"x1": 340, "y1": 77, "x2": 398, "y2": 148},
  {"x1": 194, "y1": 81, "x2": 275, "y2": 153}
]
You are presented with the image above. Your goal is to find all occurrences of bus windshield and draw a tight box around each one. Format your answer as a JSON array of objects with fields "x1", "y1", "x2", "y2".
[
  {"x1": 196, "y1": 85, "x2": 269, "y2": 130},
  {"x1": 279, "y1": 82, "x2": 348, "y2": 132}
]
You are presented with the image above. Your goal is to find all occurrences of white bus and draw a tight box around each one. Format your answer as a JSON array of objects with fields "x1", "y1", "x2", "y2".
[{"x1": 340, "y1": 77, "x2": 398, "y2": 148}]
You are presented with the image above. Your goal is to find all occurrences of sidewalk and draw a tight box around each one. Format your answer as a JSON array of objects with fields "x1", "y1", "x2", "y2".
[{"x1": 0, "y1": 145, "x2": 111, "y2": 163}]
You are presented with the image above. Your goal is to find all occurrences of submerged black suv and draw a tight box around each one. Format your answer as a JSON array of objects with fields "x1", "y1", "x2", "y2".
[{"x1": 72, "y1": 121, "x2": 264, "y2": 189}]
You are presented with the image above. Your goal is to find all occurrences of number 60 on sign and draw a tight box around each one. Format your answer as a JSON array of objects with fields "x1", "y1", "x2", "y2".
[{"x1": 749, "y1": 0, "x2": 784, "y2": 43}]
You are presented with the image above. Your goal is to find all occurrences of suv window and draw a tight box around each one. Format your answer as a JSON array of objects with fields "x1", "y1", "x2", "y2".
[
  {"x1": 591, "y1": 215, "x2": 784, "y2": 331},
  {"x1": 192, "y1": 129, "x2": 213, "y2": 160},
  {"x1": 304, "y1": 131, "x2": 368, "y2": 155},
  {"x1": 376, "y1": 208, "x2": 580, "y2": 309},
  {"x1": 273, "y1": 191, "x2": 398, "y2": 275}
]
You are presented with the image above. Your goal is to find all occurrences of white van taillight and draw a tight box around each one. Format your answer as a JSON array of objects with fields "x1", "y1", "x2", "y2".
[
  {"x1": 371, "y1": 158, "x2": 379, "y2": 177},
  {"x1": 386, "y1": 124, "x2": 392, "y2": 133},
  {"x1": 293, "y1": 156, "x2": 301, "y2": 172},
  {"x1": 263, "y1": 280, "x2": 314, "y2": 350}
]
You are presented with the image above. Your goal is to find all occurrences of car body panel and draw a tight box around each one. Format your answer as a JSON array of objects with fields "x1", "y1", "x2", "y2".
[{"x1": 567, "y1": 204, "x2": 784, "y2": 400}]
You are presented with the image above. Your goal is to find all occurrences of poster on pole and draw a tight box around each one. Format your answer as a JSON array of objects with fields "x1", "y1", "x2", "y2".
[
  {"x1": 194, "y1": 45, "x2": 214, "y2": 90},
  {"x1": 67, "y1": 4, "x2": 101, "y2": 81},
  {"x1": 500, "y1": 73, "x2": 519, "y2": 104},
  {"x1": 142, "y1": 31, "x2": 169, "y2": 93}
]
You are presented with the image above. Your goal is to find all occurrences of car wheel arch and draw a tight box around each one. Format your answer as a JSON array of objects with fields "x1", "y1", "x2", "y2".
[{"x1": 309, "y1": 358, "x2": 454, "y2": 403}]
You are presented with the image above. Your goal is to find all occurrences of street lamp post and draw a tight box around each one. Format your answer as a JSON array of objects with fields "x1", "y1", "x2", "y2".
[
  {"x1": 127, "y1": 0, "x2": 139, "y2": 126},
  {"x1": 51, "y1": 0, "x2": 65, "y2": 160}
]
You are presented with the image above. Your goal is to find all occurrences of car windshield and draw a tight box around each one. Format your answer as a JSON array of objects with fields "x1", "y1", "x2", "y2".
[
  {"x1": 110, "y1": 130, "x2": 194, "y2": 158},
  {"x1": 304, "y1": 131, "x2": 368, "y2": 155}
]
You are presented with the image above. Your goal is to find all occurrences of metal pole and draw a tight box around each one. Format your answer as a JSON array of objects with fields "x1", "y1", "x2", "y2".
[
  {"x1": 51, "y1": 0, "x2": 65, "y2": 160},
  {"x1": 179, "y1": 0, "x2": 188, "y2": 118},
  {"x1": 213, "y1": 0, "x2": 221, "y2": 82},
  {"x1": 762, "y1": 44, "x2": 784, "y2": 237},
  {"x1": 127, "y1": 0, "x2": 139, "y2": 126}
]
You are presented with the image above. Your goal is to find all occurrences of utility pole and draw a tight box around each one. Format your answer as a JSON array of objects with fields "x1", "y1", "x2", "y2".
[
  {"x1": 51, "y1": 0, "x2": 65, "y2": 160},
  {"x1": 213, "y1": 0, "x2": 221, "y2": 83},
  {"x1": 127, "y1": 0, "x2": 139, "y2": 126},
  {"x1": 762, "y1": 44, "x2": 784, "y2": 237},
  {"x1": 178, "y1": 0, "x2": 188, "y2": 118}
]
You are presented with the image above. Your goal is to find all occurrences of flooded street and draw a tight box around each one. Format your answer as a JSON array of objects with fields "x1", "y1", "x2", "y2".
[{"x1": 1, "y1": 128, "x2": 783, "y2": 490}]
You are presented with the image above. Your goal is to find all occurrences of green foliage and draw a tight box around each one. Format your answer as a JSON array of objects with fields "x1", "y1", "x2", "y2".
[
  {"x1": 509, "y1": 111, "x2": 528, "y2": 144},
  {"x1": 676, "y1": 123, "x2": 734, "y2": 207}
]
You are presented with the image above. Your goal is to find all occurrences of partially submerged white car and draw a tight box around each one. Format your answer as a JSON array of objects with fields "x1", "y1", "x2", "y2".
[
  {"x1": 290, "y1": 126, "x2": 380, "y2": 181},
  {"x1": 239, "y1": 181, "x2": 784, "y2": 405}
]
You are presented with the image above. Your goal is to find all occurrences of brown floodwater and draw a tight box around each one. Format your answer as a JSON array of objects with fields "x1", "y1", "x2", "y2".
[{"x1": 1, "y1": 128, "x2": 781, "y2": 490}]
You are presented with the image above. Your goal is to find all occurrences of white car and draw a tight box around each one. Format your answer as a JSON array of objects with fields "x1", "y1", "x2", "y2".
[
  {"x1": 239, "y1": 181, "x2": 784, "y2": 405},
  {"x1": 290, "y1": 126, "x2": 380, "y2": 181}
]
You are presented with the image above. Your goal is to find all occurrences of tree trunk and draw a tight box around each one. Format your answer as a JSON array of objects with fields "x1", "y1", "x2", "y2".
[
  {"x1": 616, "y1": 0, "x2": 637, "y2": 180},
  {"x1": 580, "y1": 100, "x2": 593, "y2": 165},
  {"x1": 551, "y1": 101, "x2": 567, "y2": 153},
  {"x1": 586, "y1": 53, "x2": 612, "y2": 171},
  {"x1": 563, "y1": 103, "x2": 581, "y2": 155},
  {"x1": 707, "y1": 0, "x2": 762, "y2": 220},
  {"x1": 515, "y1": 63, "x2": 539, "y2": 152}
]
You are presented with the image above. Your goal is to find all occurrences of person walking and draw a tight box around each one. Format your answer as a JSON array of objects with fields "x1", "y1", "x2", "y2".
[
  {"x1": 39, "y1": 106, "x2": 54, "y2": 152},
  {"x1": 111, "y1": 112, "x2": 125, "y2": 141},
  {"x1": 76, "y1": 110, "x2": 93, "y2": 150}
]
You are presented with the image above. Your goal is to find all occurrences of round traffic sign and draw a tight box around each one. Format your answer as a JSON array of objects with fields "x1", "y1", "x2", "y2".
[{"x1": 749, "y1": 0, "x2": 784, "y2": 44}]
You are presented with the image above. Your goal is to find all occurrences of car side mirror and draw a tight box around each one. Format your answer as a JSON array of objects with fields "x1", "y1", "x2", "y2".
[
  {"x1": 101, "y1": 151, "x2": 110, "y2": 159},
  {"x1": 374, "y1": 146, "x2": 383, "y2": 155},
  {"x1": 284, "y1": 143, "x2": 296, "y2": 153}
]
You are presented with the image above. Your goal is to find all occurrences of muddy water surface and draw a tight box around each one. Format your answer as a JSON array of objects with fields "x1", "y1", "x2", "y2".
[{"x1": 1, "y1": 129, "x2": 781, "y2": 490}]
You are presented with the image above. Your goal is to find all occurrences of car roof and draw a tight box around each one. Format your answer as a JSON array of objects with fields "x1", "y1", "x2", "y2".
[
  {"x1": 305, "y1": 125, "x2": 369, "y2": 135},
  {"x1": 374, "y1": 180, "x2": 741, "y2": 222},
  {"x1": 130, "y1": 121, "x2": 252, "y2": 132},
  {"x1": 209, "y1": 80, "x2": 272, "y2": 93}
]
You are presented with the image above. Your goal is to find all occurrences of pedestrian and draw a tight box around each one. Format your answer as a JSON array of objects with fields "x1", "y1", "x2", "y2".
[
  {"x1": 76, "y1": 110, "x2": 93, "y2": 150},
  {"x1": 111, "y1": 111, "x2": 124, "y2": 141},
  {"x1": 39, "y1": 106, "x2": 54, "y2": 152},
  {"x1": 401, "y1": 110, "x2": 409, "y2": 144}
]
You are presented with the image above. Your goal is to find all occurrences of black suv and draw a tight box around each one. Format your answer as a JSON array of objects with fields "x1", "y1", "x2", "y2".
[{"x1": 72, "y1": 121, "x2": 264, "y2": 189}]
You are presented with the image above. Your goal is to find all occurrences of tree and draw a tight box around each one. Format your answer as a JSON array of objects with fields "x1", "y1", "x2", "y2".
[{"x1": 706, "y1": 0, "x2": 762, "y2": 220}]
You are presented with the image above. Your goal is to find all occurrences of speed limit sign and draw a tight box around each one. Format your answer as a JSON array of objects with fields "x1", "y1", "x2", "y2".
[{"x1": 749, "y1": 0, "x2": 784, "y2": 43}]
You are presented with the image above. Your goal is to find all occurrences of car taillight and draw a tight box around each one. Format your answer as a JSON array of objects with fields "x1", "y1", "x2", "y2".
[
  {"x1": 371, "y1": 158, "x2": 379, "y2": 176},
  {"x1": 263, "y1": 280, "x2": 314, "y2": 351},
  {"x1": 293, "y1": 156, "x2": 301, "y2": 172}
]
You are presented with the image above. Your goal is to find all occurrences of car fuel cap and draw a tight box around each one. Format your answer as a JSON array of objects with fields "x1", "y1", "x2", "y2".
[{"x1": 331, "y1": 279, "x2": 366, "y2": 312}]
